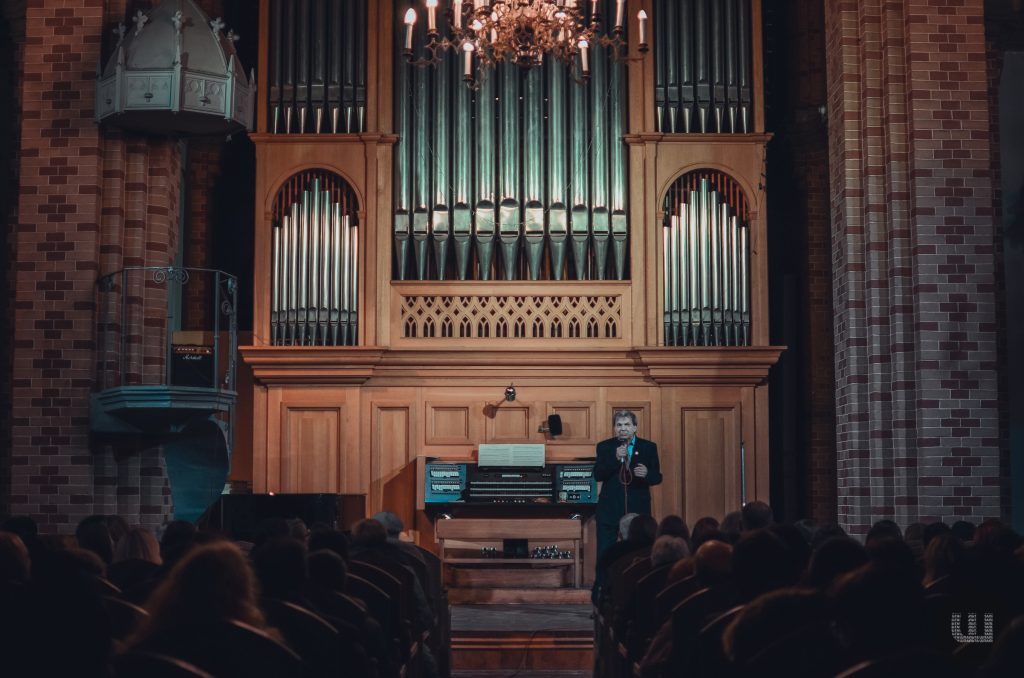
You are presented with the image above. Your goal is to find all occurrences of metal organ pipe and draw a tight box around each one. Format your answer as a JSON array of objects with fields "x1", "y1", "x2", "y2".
[
  {"x1": 267, "y1": 0, "x2": 367, "y2": 135},
  {"x1": 663, "y1": 177, "x2": 751, "y2": 346},
  {"x1": 271, "y1": 174, "x2": 359, "y2": 346},
  {"x1": 655, "y1": 0, "x2": 754, "y2": 134},
  {"x1": 391, "y1": 0, "x2": 630, "y2": 282}
]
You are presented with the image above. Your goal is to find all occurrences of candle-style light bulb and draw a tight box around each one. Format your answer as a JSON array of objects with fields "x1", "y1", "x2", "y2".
[
  {"x1": 614, "y1": 0, "x2": 625, "y2": 32},
  {"x1": 404, "y1": 8, "x2": 417, "y2": 53},
  {"x1": 463, "y1": 41, "x2": 475, "y2": 81},
  {"x1": 637, "y1": 9, "x2": 648, "y2": 52},
  {"x1": 579, "y1": 38, "x2": 590, "y2": 76},
  {"x1": 426, "y1": 0, "x2": 438, "y2": 34},
  {"x1": 453, "y1": 0, "x2": 463, "y2": 30}
]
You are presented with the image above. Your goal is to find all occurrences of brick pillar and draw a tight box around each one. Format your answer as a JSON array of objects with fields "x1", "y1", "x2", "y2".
[
  {"x1": 10, "y1": 0, "x2": 179, "y2": 532},
  {"x1": 826, "y1": 0, "x2": 1003, "y2": 534}
]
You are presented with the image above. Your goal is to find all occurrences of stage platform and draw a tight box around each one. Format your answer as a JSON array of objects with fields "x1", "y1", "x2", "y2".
[{"x1": 450, "y1": 603, "x2": 594, "y2": 672}]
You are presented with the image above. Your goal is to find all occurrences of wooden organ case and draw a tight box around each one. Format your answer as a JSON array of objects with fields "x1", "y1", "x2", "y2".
[{"x1": 240, "y1": 1, "x2": 782, "y2": 580}]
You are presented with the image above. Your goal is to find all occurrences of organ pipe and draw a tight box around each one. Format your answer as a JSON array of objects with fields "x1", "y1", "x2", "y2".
[
  {"x1": 267, "y1": 0, "x2": 367, "y2": 134},
  {"x1": 655, "y1": 0, "x2": 754, "y2": 134},
  {"x1": 392, "y1": 0, "x2": 630, "y2": 282},
  {"x1": 662, "y1": 176, "x2": 751, "y2": 346},
  {"x1": 271, "y1": 173, "x2": 359, "y2": 346}
]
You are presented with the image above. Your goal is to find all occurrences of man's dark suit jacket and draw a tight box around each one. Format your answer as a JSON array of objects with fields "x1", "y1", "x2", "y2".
[{"x1": 593, "y1": 436, "x2": 663, "y2": 525}]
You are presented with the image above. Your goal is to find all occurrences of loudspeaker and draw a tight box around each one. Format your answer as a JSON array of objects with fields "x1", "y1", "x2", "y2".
[
  {"x1": 198, "y1": 493, "x2": 366, "y2": 540},
  {"x1": 547, "y1": 414, "x2": 563, "y2": 437}
]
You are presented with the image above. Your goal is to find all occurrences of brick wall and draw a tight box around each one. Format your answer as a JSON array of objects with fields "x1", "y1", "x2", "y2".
[
  {"x1": 8, "y1": 0, "x2": 182, "y2": 532},
  {"x1": 825, "y1": 0, "x2": 1003, "y2": 533}
]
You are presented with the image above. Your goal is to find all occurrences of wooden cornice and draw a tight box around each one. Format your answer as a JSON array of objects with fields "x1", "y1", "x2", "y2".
[
  {"x1": 623, "y1": 132, "x2": 774, "y2": 145},
  {"x1": 239, "y1": 346, "x2": 386, "y2": 384},
  {"x1": 240, "y1": 345, "x2": 785, "y2": 386},
  {"x1": 635, "y1": 346, "x2": 785, "y2": 384},
  {"x1": 248, "y1": 133, "x2": 399, "y2": 145}
]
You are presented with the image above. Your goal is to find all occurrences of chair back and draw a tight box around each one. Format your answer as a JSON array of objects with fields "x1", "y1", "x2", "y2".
[
  {"x1": 103, "y1": 595, "x2": 150, "y2": 640},
  {"x1": 262, "y1": 599, "x2": 343, "y2": 678},
  {"x1": 693, "y1": 605, "x2": 745, "y2": 677},
  {"x1": 114, "y1": 651, "x2": 215, "y2": 678},
  {"x1": 144, "y1": 619, "x2": 302, "y2": 678},
  {"x1": 656, "y1": 574, "x2": 701, "y2": 625}
]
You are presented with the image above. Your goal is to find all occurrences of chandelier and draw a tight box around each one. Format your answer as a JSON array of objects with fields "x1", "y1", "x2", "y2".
[{"x1": 402, "y1": 0, "x2": 648, "y2": 84}]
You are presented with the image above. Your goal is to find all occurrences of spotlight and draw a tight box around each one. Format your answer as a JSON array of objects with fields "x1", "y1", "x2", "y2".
[{"x1": 504, "y1": 384, "x2": 517, "y2": 402}]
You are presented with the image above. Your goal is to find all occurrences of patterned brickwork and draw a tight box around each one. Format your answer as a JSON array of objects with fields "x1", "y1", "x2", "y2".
[
  {"x1": 183, "y1": 140, "x2": 223, "y2": 330},
  {"x1": 825, "y1": 0, "x2": 1003, "y2": 534},
  {"x1": 8, "y1": 0, "x2": 180, "y2": 532}
]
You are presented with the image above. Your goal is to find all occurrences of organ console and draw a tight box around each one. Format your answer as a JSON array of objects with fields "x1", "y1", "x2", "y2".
[{"x1": 423, "y1": 461, "x2": 597, "y2": 507}]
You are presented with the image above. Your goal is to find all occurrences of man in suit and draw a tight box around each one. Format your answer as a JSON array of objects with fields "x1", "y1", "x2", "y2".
[{"x1": 593, "y1": 410, "x2": 663, "y2": 560}]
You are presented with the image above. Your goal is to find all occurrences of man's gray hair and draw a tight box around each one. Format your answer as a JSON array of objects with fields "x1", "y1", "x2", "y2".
[
  {"x1": 619, "y1": 512, "x2": 639, "y2": 540},
  {"x1": 612, "y1": 410, "x2": 637, "y2": 426},
  {"x1": 651, "y1": 535, "x2": 690, "y2": 568}
]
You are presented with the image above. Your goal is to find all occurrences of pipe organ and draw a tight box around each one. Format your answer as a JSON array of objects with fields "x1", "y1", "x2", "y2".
[
  {"x1": 245, "y1": 1, "x2": 779, "y2": 557},
  {"x1": 662, "y1": 172, "x2": 751, "y2": 347},
  {"x1": 393, "y1": 1, "x2": 629, "y2": 282},
  {"x1": 266, "y1": 0, "x2": 367, "y2": 134},
  {"x1": 269, "y1": 171, "x2": 359, "y2": 346},
  {"x1": 654, "y1": 0, "x2": 753, "y2": 134}
]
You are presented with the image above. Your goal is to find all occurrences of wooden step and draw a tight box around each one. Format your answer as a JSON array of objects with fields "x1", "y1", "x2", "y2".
[
  {"x1": 452, "y1": 631, "x2": 593, "y2": 671},
  {"x1": 449, "y1": 587, "x2": 592, "y2": 604}
]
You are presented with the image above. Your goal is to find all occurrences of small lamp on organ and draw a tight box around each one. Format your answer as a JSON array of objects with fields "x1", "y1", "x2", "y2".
[
  {"x1": 403, "y1": 8, "x2": 417, "y2": 56},
  {"x1": 463, "y1": 40, "x2": 475, "y2": 82},
  {"x1": 637, "y1": 10, "x2": 649, "y2": 53}
]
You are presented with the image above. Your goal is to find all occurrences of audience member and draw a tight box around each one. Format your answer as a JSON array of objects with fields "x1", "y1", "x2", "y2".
[
  {"x1": 108, "y1": 527, "x2": 162, "y2": 595},
  {"x1": 76, "y1": 514, "x2": 114, "y2": 566},
  {"x1": 802, "y1": 537, "x2": 868, "y2": 590},
  {"x1": 650, "y1": 535, "x2": 689, "y2": 568},
  {"x1": 951, "y1": 519, "x2": 976, "y2": 544},
  {"x1": 656, "y1": 514, "x2": 690, "y2": 545},
  {"x1": 740, "y1": 500, "x2": 774, "y2": 532}
]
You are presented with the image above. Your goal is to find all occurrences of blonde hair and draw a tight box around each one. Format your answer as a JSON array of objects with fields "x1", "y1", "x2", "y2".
[{"x1": 114, "y1": 528, "x2": 161, "y2": 565}]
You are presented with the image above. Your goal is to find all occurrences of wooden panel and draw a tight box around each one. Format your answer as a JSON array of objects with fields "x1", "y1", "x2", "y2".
[
  {"x1": 281, "y1": 406, "x2": 342, "y2": 492},
  {"x1": 426, "y1": 403, "x2": 472, "y2": 444},
  {"x1": 546, "y1": 402, "x2": 594, "y2": 443},
  {"x1": 372, "y1": 404, "x2": 413, "y2": 524},
  {"x1": 437, "y1": 519, "x2": 582, "y2": 541},
  {"x1": 486, "y1": 405, "x2": 531, "y2": 442},
  {"x1": 681, "y1": 407, "x2": 742, "y2": 522}
]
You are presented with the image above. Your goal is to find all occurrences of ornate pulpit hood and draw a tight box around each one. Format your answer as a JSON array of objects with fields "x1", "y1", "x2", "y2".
[{"x1": 96, "y1": 0, "x2": 254, "y2": 136}]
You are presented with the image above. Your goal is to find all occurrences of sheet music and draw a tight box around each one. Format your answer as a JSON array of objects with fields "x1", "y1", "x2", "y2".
[{"x1": 477, "y1": 444, "x2": 546, "y2": 467}]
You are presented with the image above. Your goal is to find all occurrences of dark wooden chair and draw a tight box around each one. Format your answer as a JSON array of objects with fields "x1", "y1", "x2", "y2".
[
  {"x1": 692, "y1": 605, "x2": 744, "y2": 678},
  {"x1": 142, "y1": 619, "x2": 303, "y2": 678},
  {"x1": 654, "y1": 574, "x2": 701, "y2": 629},
  {"x1": 102, "y1": 595, "x2": 150, "y2": 640},
  {"x1": 113, "y1": 651, "x2": 216, "y2": 678},
  {"x1": 346, "y1": 572, "x2": 407, "y2": 665},
  {"x1": 628, "y1": 563, "x2": 675, "y2": 658},
  {"x1": 262, "y1": 598, "x2": 348, "y2": 678},
  {"x1": 668, "y1": 586, "x2": 738, "y2": 674}
]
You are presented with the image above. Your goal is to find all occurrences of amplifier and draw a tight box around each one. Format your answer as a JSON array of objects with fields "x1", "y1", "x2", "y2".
[{"x1": 171, "y1": 344, "x2": 214, "y2": 388}]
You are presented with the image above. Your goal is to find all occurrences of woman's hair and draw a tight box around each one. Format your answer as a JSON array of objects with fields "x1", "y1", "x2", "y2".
[
  {"x1": 113, "y1": 528, "x2": 162, "y2": 565},
  {"x1": 129, "y1": 540, "x2": 265, "y2": 647},
  {"x1": 923, "y1": 533, "x2": 963, "y2": 585}
]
